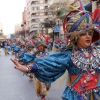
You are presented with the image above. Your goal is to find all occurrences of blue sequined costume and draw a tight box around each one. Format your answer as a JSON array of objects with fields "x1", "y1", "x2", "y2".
[{"x1": 30, "y1": 45, "x2": 100, "y2": 100}]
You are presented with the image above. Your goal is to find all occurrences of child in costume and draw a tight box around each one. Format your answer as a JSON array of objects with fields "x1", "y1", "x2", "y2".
[{"x1": 11, "y1": 10, "x2": 100, "y2": 100}]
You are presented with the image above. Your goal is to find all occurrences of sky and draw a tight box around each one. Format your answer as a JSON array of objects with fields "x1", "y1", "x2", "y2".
[{"x1": 0, "y1": 0, "x2": 26, "y2": 35}]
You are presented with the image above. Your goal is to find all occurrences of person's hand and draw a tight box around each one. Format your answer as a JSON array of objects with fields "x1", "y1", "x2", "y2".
[
  {"x1": 10, "y1": 58, "x2": 28, "y2": 72},
  {"x1": 10, "y1": 58, "x2": 19, "y2": 66}
]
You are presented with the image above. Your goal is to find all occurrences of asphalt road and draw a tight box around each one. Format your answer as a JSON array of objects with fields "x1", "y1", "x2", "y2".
[{"x1": 0, "y1": 49, "x2": 66, "y2": 100}]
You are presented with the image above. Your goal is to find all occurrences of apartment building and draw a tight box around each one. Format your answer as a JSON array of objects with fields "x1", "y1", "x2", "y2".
[
  {"x1": 22, "y1": 7, "x2": 27, "y2": 29},
  {"x1": 14, "y1": 23, "x2": 22, "y2": 34},
  {"x1": 0, "y1": 21, "x2": 3, "y2": 35},
  {"x1": 22, "y1": 7, "x2": 27, "y2": 23},
  {"x1": 26, "y1": 0, "x2": 50, "y2": 33}
]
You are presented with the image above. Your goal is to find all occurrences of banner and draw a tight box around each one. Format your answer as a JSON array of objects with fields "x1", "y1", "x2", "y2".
[
  {"x1": 53, "y1": 25, "x2": 60, "y2": 33},
  {"x1": 10, "y1": 34, "x2": 14, "y2": 40}
]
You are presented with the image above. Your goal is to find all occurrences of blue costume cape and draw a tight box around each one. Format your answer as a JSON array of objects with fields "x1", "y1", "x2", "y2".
[{"x1": 29, "y1": 47, "x2": 100, "y2": 100}]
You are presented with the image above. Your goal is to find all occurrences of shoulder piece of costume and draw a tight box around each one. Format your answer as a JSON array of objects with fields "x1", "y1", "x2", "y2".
[
  {"x1": 61, "y1": 45, "x2": 100, "y2": 100},
  {"x1": 71, "y1": 45, "x2": 100, "y2": 71},
  {"x1": 22, "y1": 53, "x2": 36, "y2": 64},
  {"x1": 13, "y1": 46, "x2": 20, "y2": 53}
]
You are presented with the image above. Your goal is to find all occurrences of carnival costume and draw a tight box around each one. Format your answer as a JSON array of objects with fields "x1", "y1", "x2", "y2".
[
  {"x1": 33, "y1": 41, "x2": 50, "y2": 99},
  {"x1": 26, "y1": 10, "x2": 100, "y2": 100}
]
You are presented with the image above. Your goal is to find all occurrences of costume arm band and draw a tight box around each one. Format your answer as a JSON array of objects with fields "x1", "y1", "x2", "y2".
[{"x1": 30, "y1": 63, "x2": 39, "y2": 73}]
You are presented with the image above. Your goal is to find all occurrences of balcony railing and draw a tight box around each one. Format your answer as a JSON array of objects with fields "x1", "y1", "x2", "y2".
[
  {"x1": 30, "y1": 9, "x2": 47, "y2": 14},
  {"x1": 31, "y1": 22, "x2": 40, "y2": 26},
  {"x1": 31, "y1": 3, "x2": 48, "y2": 7},
  {"x1": 31, "y1": 15, "x2": 48, "y2": 19},
  {"x1": 30, "y1": 0, "x2": 37, "y2": 3},
  {"x1": 30, "y1": 27, "x2": 39, "y2": 32}
]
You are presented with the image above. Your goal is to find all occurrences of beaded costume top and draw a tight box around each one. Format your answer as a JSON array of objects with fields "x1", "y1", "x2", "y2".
[{"x1": 31, "y1": 45, "x2": 100, "y2": 100}]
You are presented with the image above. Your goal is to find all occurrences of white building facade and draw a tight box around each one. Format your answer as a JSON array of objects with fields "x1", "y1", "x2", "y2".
[
  {"x1": 0, "y1": 22, "x2": 3, "y2": 35},
  {"x1": 14, "y1": 23, "x2": 22, "y2": 34},
  {"x1": 26, "y1": 0, "x2": 50, "y2": 33}
]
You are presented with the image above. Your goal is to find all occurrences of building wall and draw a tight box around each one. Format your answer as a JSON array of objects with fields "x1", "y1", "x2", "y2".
[
  {"x1": 22, "y1": 7, "x2": 27, "y2": 23},
  {"x1": 14, "y1": 23, "x2": 22, "y2": 34},
  {"x1": 26, "y1": 0, "x2": 50, "y2": 33},
  {"x1": 0, "y1": 22, "x2": 3, "y2": 35},
  {"x1": 22, "y1": 7, "x2": 28, "y2": 31}
]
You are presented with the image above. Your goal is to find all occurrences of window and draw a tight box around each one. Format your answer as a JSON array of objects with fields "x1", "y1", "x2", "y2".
[
  {"x1": 45, "y1": 0, "x2": 48, "y2": 3},
  {"x1": 40, "y1": 0, "x2": 44, "y2": 3},
  {"x1": 40, "y1": 6, "x2": 44, "y2": 10},
  {"x1": 40, "y1": 13, "x2": 44, "y2": 15},
  {"x1": 35, "y1": 1, "x2": 38, "y2": 4},
  {"x1": 40, "y1": 19, "x2": 44, "y2": 22},
  {"x1": 32, "y1": 7, "x2": 38, "y2": 11},
  {"x1": 45, "y1": 12, "x2": 48, "y2": 15}
]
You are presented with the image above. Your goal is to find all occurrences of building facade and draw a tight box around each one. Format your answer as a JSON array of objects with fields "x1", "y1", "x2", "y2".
[
  {"x1": 26, "y1": 0, "x2": 50, "y2": 33},
  {"x1": 22, "y1": 7, "x2": 28, "y2": 33},
  {"x1": 14, "y1": 23, "x2": 22, "y2": 35},
  {"x1": 22, "y1": 7, "x2": 27, "y2": 23},
  {"x1": 0, "y1": 21, "x2": 3, "y2": 35},
  {"x1": 14, "y1": 7, "x2": 27, "y2": 37}
]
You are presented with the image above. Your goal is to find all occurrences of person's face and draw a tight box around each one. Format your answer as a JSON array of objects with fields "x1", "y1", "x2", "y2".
[
  {"x1": 77, "y1": 30, "x2": 93, "y2": 48},
  {"x1": 28, "y1": 47, "x2": 33, "y2": 51},
  {"x1": 38, "y1": 45, "x2": 44, "y2": 52}
]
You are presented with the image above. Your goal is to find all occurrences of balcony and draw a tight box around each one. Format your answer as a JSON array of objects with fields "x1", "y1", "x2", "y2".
[
  {"x1": 30, "y1": 0, "x2": 37, "y2": 3},
  {"x1": 31, "y1": 15, "x2": 48, "y2": 19},
  {"x1": 30, "y1": 9, "x2": 40, "y2": 14},
  {"x1": 30, "y1": 9, "x2": 47, "y2": 14},
  {"x1": 31, "y1": 3, "x2": 48, "y2": 7},
  {"x1": 31, "y1": 22, "x2": 40, "y2": 26},
  {"x1": 30, "y1": 27, "x2": 39, "y2": 32}
]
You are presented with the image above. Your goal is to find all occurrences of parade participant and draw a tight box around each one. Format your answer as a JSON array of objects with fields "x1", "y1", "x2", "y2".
[
  {"x1": 16, "y1": 41, "x2": 50, "y2": 100},
  {"x1": 13, "y1": 45, "x2": 20, "y2": 58},
  {"x1": 18, "y1": 44, "x2": 26, "y2": 65},
  {"x1": 33, "y1": 41, "x2": 50, "y2": 100},
  {"x1": 25, "y1": 44, "x2": 34, "y2": 81},
  {"x1": 10, "y1": 42, "x2": 16, "y2": 55},
  {"x1": 35, "y1": 41, "x2": 48, "y2": 57},
  {"x1": 11, "y1": 10, "x2": 100, "y2": 100},
  {"x1": 0, "y1": 44, "x2": 2, "y2": 55},
  {"x1": 4, "y1": 46, "x2": 9, "y2": 55},
  {"x1": 26, "y1": 44, "x2": 34, "y2": 54},
  {"x1": 47, "y1": 42, "x2": 52, "y2": 52},
  {"x1": 3, "y1": 40, "x2": 9, "y2": 55}
]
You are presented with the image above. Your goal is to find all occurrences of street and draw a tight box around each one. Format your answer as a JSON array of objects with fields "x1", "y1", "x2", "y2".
[{"x1": 0, "y1": 49, "x2": 65, "y2": 100}]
